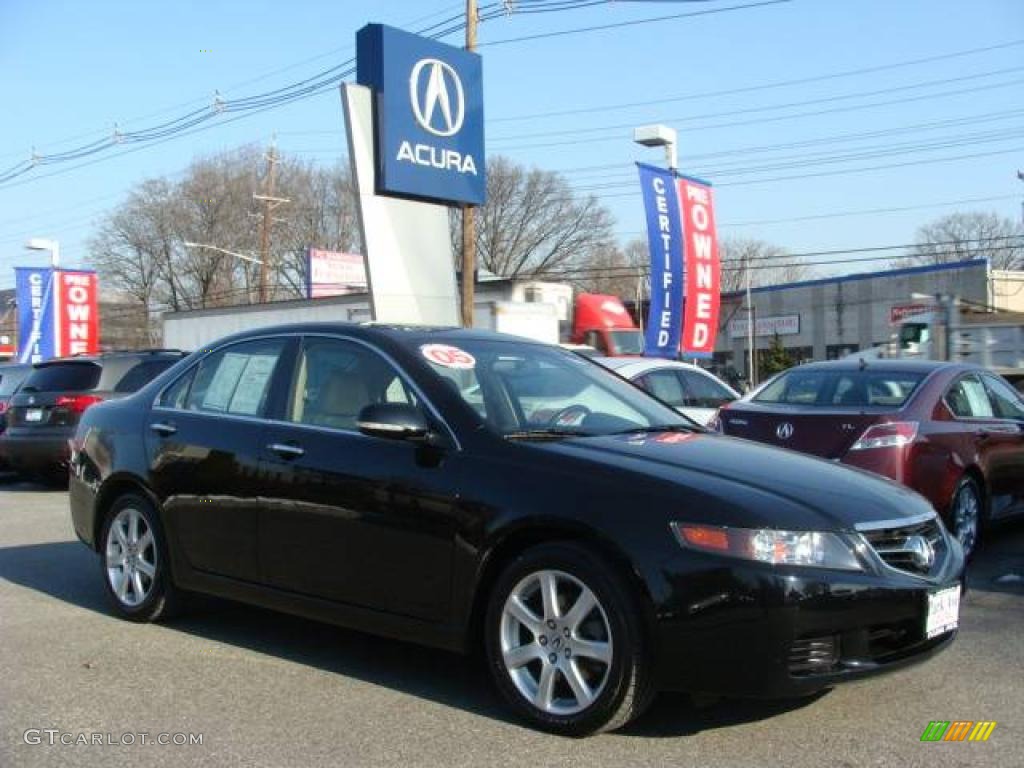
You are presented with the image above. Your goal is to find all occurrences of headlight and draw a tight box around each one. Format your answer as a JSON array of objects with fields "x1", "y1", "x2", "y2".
[{"x1": 670, "y1": 523, "x2": 863, "y2": 571}]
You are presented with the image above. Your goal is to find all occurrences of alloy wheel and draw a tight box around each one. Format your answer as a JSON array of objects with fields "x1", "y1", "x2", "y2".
[
  {"x1": 953, "y1": 483, "x2": 980, "y2": 557},
  {"x1": 105, "y1": 506, "x2": 158, "y2": 607},
  {"x1": 499, "y1": 569, "x2": 613, "y2": 716}
]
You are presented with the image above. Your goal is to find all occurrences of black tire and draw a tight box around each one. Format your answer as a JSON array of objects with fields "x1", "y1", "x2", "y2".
[
  {"x1": 484, "y1": 542, "x2": 654, "y2": 736},
  {"x1": 948, "y1": 476, "x2": 985, "y2": 561},
  {"x1": 98, "y1": 493, "x2": 183, "y2": 622}
]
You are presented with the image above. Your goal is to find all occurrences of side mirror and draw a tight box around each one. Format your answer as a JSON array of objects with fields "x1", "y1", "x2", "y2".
[{"x1": 356, "y1": 402, "x2": 430, "y2": 441}]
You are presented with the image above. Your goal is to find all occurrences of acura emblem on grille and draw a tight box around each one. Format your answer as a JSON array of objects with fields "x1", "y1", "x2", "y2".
[
  {"x1": 904, "y1": 535, "x2": 935, "y2": 570},
  {"x1": 776, "y1": 422, "x2": 794, "y2": 440}
]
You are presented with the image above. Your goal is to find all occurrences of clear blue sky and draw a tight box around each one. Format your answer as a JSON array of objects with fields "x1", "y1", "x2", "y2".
[{"x1": 1, "y1": 0, "x2": 1022, "y2": 290}]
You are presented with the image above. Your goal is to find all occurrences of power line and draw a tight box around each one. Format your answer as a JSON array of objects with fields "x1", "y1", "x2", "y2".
[{"x1": 488, "y1": 37, "x2": 1024, "y2": 122}]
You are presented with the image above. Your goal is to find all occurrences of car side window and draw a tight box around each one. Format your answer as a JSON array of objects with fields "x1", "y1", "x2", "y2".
[
  {"x1": 288, "y1": 338, "x2": 417, "y2": 431},
  {"x1": 639, "y1": 370, "x2": 686, "y2": 407},
  {"x1": 983, "y1": 375, "x2": 1024, "y2": 420},
  {"x1": 678, "y1": 370, "x2": 734, "y2": 408},
  {"x1": 945, "y1": 375, "x2": 995, "y2": 419},
  {"x1": 185, "y1": 339, "x2": 286, "y2": 416},
  {"x1": 160, "y1": 369, "x2": 195, "y2": 409}
]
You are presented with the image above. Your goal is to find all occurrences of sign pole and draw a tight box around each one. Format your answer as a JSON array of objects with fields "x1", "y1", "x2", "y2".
[{"x1": 460, "y1": 0, "x2": 478, "y2": 328}]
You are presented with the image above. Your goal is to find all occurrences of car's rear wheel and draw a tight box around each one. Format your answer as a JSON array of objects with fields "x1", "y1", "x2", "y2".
[
  {"x1": 99, "y1": 493, "x2": 181, "y2": 622},
  {"x1": 950, "y1": 477, "x2": 983, "y2": 560},
  {"x1": 484, "y1": 542, "x2": 653, "y2": 736}
]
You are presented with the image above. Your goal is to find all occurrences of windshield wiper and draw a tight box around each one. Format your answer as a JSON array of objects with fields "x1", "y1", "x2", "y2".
[
  {"x1": 612, "y1": 424, "x2": 698, "y2": 435},
  {"x1": 504, "y1": 428, "x2": 594, "y2": 441}
]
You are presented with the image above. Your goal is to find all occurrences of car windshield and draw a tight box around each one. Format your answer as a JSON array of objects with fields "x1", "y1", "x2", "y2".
[
  {"x1": 609, "y1": 330, "x2": 644, "y2": 355},
  {"x1": 754, "y1": 368, "x2": 926, "y2": 407},
  {"x1": 417, "y1": 338, "x2": 689, "y2": 437}
]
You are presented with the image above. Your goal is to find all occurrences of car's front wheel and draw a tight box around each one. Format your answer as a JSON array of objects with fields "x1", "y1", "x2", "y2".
[
  {"x1": 484, "y1": 543, "x2": 653, "y2": 736},
  {"x1": 950, "y1": 477, "x2": 984, "y2": 560},
  {"x1": 99, "y1": 493, "x2": 181, "y2": 621}
]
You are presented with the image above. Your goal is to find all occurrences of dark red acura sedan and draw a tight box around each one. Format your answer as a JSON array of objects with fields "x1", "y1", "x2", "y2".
[{"x1": 717, "y1": 360, "x2": 1024, "y2": 557}]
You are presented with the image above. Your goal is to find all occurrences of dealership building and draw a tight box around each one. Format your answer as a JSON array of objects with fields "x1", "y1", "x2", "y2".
[{"x1": 713, "y1": 259, "x2": 1024, "y2": 375}]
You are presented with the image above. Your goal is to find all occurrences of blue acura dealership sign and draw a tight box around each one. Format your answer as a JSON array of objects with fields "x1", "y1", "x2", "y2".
[{"x1": 356, "y1": 24, "x2": 486, "y2": 206}]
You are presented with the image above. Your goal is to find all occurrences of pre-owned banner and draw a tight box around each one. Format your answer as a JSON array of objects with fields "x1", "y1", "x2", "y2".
[
  {"x1": 678, "y1": 176, "x2": 720, "y2": 357},
  {"x1": 15, "y1": 267, "x2": 57, "y2": 364},
  {"x1": 637, "y1": 163, "x2": 683, "y2": 358},
  {"x1": 14, "y1": 267, "x2": 99, "y2": 363},
  {"x1": 57, "y1": 270, "x2": 100, "y2": 357},
  {"x1": 637, "y1": 164, "x2": 721, "y2": 358}
]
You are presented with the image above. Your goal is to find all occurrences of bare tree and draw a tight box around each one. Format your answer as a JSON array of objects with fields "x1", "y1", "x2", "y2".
[
  {"x1": 452, "y1": 155, "x2": 615, "y2": 279},
  {"x1": 909, "y1": 211, "x2": 1023, "y2": 270},
  {"x1": 719, "y1": 237, "x2": 811, "y2": 292},
  {"x1": 89, "y1": 146, "x2": 361, "y2": 324},
  {"x1": 574, "y1": 238, "x2": 648, "y2": 296}
]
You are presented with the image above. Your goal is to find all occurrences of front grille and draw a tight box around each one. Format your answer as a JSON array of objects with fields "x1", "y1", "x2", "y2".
[
  {"x1": 788, "y1": 635, "x2": 839, "y2": 675},
  {"x1": 860, "y1": 517, "x2": 946, "y2": 577}
]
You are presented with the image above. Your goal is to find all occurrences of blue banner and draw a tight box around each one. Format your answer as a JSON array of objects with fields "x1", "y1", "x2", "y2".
[
  {"x1": 15, "y1": 267, "x2": 57, "y2": 363},
  {"x1": 637, "y1": 163, "x2": 684, "y2": 358}
]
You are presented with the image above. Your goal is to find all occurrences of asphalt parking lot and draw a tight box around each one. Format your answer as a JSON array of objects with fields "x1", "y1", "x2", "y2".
[{"x1": 0, "y1": 476, "x2": 1021, "y2": 768}]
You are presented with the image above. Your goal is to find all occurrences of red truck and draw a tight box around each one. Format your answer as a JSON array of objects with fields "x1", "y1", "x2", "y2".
[{"x1": 570, "y1": 294, "x2": 644, "y2": 356}]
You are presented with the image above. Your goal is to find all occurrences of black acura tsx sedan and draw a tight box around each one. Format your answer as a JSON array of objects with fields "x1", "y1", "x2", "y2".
[{"x1": 68, "y1": 324, "x2": 964, "y2": 736}]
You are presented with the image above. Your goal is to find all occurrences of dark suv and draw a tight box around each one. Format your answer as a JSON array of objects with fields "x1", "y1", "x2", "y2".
[
  {"x1": 0, "y1": 363, "x2": 33, "y2": 467},
  {"x1": 0, "y1": 350, "x2": 186, "y2": 479}
]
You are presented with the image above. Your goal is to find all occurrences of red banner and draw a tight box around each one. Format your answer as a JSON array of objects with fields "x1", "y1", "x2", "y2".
[
  {"x1": 678, "y1": 178, "x2": 720, "y2": 357},
  {"x1": 56, "y1": 271, "x2": 100, "y2": 357}
]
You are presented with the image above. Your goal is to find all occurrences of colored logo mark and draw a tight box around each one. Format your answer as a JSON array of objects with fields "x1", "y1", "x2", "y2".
[{"x1": 920, "y1": 721, "x2": 997, "y2": 742}]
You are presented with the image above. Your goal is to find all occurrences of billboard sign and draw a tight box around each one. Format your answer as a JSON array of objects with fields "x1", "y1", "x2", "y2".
[
  {"x1": 14, "y1": 267, "x2": 99, "y2": 363},
  {"x1": 307, "y1": 248, "x2": 368, "y2": 298},
  {"x1": 890, "y1": 303, "x2": 934, "y2": 325},
  {"x1": 637, "y1": 163, "x2": 721, "y2": 358},
  {"x1": 356, "y1": 24, "x2": 485, "y2": 206},
  {"x1": 728, "y1": 314, "x2": 801, "y2": 339}
]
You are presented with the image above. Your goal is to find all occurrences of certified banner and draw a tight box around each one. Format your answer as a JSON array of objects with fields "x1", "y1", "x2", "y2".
[
  {"x1": 14, "y1": 267, "x2": 99, "y2": 363},
  {"x1": 678, "y1": 176, "x2": 720, "y2": 357},
  {"x1": 637, "y1": 163, "x2": 683, "y2": 358},
  {"x1": 15, "y1": 267, "x2": 56, "y2": 364}
]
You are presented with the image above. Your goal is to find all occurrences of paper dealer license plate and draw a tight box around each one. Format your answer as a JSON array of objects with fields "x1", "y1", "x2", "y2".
[{"x1": 925, "y1": 585, "x2": 960, "y2": 639}]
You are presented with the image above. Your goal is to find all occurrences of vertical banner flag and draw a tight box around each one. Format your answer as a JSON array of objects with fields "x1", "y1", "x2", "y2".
[
  {"x1": 678, "y1": 176, "x2": 720, "y2": 357},
  {"x1": 15, "y1": 267, "x2": 56, "y2": 364},
  {"x1": 637, "y1": 164, "x2": 721, "y2": 358},
  {"x1": 637, "y1": 163, "x2": 683, "y2": 358},
  {"x1": 14, "y1": 268, "x2": 99, "y2": 363},
  {"x1": 58, "y1": 270, "x2": 100, "y2": 357}
]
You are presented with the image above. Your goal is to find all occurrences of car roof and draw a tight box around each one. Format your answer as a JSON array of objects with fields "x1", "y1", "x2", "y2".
[
  {"x1": 32, "y1": 349, "x2": 187, "y2": 367},
  {"x1": 781, "y1": 359, "x2": 979, "y2": 374},
  {"x1": 205, "y1": 322, "x2": 552, "y2": 349},
  {"x1": 597, "y1": 356, "x2": 700, "y2": 372}
]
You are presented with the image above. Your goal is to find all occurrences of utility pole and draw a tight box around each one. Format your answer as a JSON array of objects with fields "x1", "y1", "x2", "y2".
[
  {"x1": 460, "y1": 0, "x2": 478, "y2": 328},
  {"x1": 746, "y1": 264, "x2": 756, "y2": 390},
  {"x1": 253, "y1": 141, "x2": 289, "y2": 303}
]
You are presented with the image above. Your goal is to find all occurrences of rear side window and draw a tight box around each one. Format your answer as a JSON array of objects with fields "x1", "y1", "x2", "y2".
[
  {"x1": 945, "y1": 375, "x2": 994, "y2": 418},
  {"x1": 113, "y1": 359, "x2": 178, "y2": 393},
  {"x1": 186, "y1": 340, "x2": 286, "y2": 416},
  {"x1": 20, "y1": 362, "x2": 101, "y2": 393},
  {"x1": 678, "y1": 371, "x2": 735, "y2": 408},
  {"x1": 755, "y1": 369, "x2": 925, "y2": 407},
  {"x1": 983, "y1": 375, "x2": 1024, "y2": 420},
  {"x1": 0, "y1": 368, "x2": 31, "y2": 396},
  {"x1": 639, "y1": 370, "x2": 685, "y2": 407}
]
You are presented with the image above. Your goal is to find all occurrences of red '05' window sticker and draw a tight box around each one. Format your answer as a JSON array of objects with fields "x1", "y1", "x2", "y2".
[{"x1": 420, "y1": 344, "x2": 476, "y2": 369}]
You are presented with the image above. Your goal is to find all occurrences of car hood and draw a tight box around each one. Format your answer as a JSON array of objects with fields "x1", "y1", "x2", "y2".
[{"x1": 530, "y1": 431, "x2": 934, "y2": 531}]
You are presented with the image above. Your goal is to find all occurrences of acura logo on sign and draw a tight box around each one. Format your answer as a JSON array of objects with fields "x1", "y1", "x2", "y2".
[
  {"x1": 409, "y1": 58, "x2": 465, "y2": 137},
  {"x1": 776, "y1": 422, "x2": 794, "y2": 440}
]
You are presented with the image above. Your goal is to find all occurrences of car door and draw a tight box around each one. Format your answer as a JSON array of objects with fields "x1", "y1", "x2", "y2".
[
  {"x1": 257, "y1": 335, "x2": 459, "y2": 622},
  {"x1": 980, "y1": 373, "x2": 1024, "y2": 516},
  {"x1": 145, "y1": 336, "x2": 295, "y2": 583},
  {"x1": 940, "y1": 372, "x2": 1022, "y2": 520}
]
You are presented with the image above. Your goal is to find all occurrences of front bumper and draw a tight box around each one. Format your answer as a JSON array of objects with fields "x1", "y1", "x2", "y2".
[
  {"x1": 650, "y1": 543, "x2": 964, "y2": 698},
  {"x1": 0, "y1": 429, "x2": 73, "y2": 471}
]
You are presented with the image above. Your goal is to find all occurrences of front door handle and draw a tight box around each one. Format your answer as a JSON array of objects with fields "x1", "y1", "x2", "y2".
[
  {"x1": 268, "y1": 442, "x2": 305, "y2": 459},
  {"x1": 150, "y1": 422, "x2": 177, "y2": 436}
]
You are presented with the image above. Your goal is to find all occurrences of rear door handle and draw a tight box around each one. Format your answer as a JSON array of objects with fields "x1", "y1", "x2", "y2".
[
  {"x1": 268, "y1": 442, "x2": 305, "y2": 459},
  {"x1": 150, "y1": 422, "x2": 177, "y2": 436}
]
